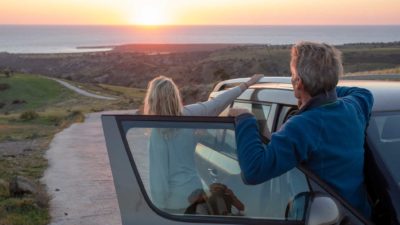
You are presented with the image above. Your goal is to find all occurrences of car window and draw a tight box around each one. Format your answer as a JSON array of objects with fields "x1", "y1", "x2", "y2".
[
  {"x1": 276, "y1": 106, "x2": 298, "y2": 130},
  {"x1": 232, "y1": 101, "x2": 273, "y2": 141},
  {"x1": 121, "y1": 116, "x2": 310, "y2": 221},
  {"x1": 367, "y1": 112, "x2": 400, "y2": 186}
]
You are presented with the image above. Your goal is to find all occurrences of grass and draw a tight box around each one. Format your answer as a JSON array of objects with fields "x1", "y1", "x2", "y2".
[
  {"x1": 53, "y1": 79, "x2": 146, "y2": 109},
  {"x1": 0, "y1": 74, "x2": 72, "y2": 113},
  {"x1": 0, "y1": 73, "x2": 145, "y2": 225},
  {"x1": 0, "y1": 198, "x2": 49, "y2": 225},
  {"x1": 98, "y1": 83, "x2": 147, "y2": 99},
  {"x1": 201, "y1": 43, "x2": 400, "y2": 77},
  {"x1": 346, "y1": 66, "x2": 400, "y2": 76}
]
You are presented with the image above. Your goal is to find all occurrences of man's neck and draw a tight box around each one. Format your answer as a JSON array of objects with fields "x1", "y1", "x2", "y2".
[
  {"x1": 298, "y1": 89, "x2": 338, "y2": 113},
  {"x1": 299, "y1": 93, "x2": 312, "y2": 109}
]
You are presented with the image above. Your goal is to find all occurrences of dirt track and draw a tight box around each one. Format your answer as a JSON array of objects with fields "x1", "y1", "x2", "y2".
[
  {"x1": 52, "y1": 78, "x2": 117, "y2": 100},
  {"x1": 42, "y1": 110, "x2": 134, "y2": 225}
]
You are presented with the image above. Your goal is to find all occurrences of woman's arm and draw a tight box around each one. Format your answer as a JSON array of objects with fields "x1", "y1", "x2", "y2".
[
  {"x1": 183, "y1": 74, "x2": 263, "y2": 116},
  {"x1": 183, "y1": 86, "x2": 242, "y2": 116}
]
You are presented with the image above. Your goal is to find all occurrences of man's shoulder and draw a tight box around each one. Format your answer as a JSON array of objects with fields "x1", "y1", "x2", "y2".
[{"x1": 282, "y1": 111, "x2": 321, "y2": 132}]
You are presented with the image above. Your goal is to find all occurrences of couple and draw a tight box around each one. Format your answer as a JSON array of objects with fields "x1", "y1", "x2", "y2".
[{"x1": 144, "y1": 41, "x2": 372, "y2": 218}]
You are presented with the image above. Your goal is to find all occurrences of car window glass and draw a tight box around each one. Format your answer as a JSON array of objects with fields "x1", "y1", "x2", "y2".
[
  {"x1": 218, "y1": 105, "x2": 230, "y2": 117},
  {"x1": 276, "y1": 106, "x2": 298, "y2": 130},
  {"x1": 367, "y1": 113, "x2": 400, "y2": 186},
  {"x1": 233, "y1": 101, "x2": 273, "y2": 140},
  {"x1": 122, "y1": 119, "x2": 310, "y2": 221},
  {"x1": 266, "y1": 104, "x2": 276, "y2": 133},
  {"x1": 231, "y1": 101, "x2": 252, "y2": 112}
]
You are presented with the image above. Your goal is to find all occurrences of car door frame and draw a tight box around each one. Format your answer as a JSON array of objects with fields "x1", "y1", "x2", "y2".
[
  {"x1": 103, "y1": 114, "x2": 372, "y2": 225},
  {"x1": 103, "y1": 114, "x2": 307, "y2": 225}
]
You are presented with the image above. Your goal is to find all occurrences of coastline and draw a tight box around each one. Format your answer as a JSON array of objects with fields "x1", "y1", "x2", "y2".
[
  {"x1": 1, "y1": 25, "x2": 400, "y2": 54},
  {"x1": 1, "y1": 41, "x2": 399, "y2": 55}
]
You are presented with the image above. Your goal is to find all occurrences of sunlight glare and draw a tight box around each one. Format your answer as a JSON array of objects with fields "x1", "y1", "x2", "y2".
[{"x1": 130, "y1": 2, "x2": 169, "y2": 26}]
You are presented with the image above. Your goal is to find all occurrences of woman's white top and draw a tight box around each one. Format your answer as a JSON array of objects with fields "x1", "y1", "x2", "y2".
[{"x1": 149, "y1": 86, "x2": 244, "y2": 211}]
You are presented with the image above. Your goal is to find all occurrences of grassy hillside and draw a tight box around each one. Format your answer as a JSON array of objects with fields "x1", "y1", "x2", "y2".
[
  {"x1": 0, "y1": 75, "x2": 73, "y2": 113},
  {"x1": 0, "y1": 74, "x2": 144, "y2": 225},
  {"x1": 346, "y1": 66, "x2": 400, "y2": 76},
  {"x1": 1, "y1": 43, "x2": 399, "y2": 102}
]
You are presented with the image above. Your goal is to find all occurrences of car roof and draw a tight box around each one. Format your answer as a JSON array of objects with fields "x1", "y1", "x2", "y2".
[{"x1": 212, "y1": 76, "x2": 400, "y2": 113}]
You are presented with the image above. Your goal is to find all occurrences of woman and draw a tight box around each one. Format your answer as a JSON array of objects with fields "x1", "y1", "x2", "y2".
[
  {"x1": 144, "y1": 74, "x2": 263, "y2": 116},
  {"x1": 144, "y1": 74, "x2": 262, "y2": 213}
]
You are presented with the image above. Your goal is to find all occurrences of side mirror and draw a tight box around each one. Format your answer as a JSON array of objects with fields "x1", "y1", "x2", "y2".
[
  {"x1": 286, "y1": 192, "x2": 341, "y2": 225},
  {"x1": 306, "y1": 193, "x2": 340, "y2": 225}
]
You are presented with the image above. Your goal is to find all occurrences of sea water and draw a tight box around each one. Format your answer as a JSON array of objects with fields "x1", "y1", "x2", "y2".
[{"x1": 0, "y1": 25, "x2": 399, "y2": 53}]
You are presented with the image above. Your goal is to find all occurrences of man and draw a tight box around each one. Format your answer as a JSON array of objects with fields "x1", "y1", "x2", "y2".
[{"x1": 230, "y1": 42, "x2": 373, "y2": 218}]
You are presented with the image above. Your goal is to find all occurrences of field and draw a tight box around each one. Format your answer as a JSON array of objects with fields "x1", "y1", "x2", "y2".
[{"x1": 0, "y1": 74, "x2": 145, "y2": 225}]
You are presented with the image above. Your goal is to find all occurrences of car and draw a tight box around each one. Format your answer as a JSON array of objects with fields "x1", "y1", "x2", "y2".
[{"x1": 102, "y1": 76, "x2": 400, "y2": 225}]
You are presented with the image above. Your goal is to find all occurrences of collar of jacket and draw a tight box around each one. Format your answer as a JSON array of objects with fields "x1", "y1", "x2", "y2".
[{"x1": 297, "y1": 88, "x2": 338, "y2": 114}]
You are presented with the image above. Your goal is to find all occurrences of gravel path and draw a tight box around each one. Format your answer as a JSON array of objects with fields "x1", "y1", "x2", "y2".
[
  {"x1": 42, "y1": 110, "x2": 134, "y2": 225},
  {"x1": 52, "y1": 78, "x2": 117, "y2": 100}
]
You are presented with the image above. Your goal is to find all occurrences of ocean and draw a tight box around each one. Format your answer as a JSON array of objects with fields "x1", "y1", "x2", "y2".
[{"x1": 0, "y1": 25, "x2": 400, "y2": 53}]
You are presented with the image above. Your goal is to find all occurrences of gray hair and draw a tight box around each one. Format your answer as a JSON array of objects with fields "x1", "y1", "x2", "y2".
[{"x1": 291, "y1": 42, "x2": 343, "y2": 96}]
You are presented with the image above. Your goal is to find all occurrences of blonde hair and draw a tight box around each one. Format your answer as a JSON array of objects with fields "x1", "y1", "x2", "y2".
[
  {"x1": 291, "y1": 41, "x2": 343, "y2": 96},
  {"x1": 144, "y1": 76, "x2": 183, "y2": 116}
]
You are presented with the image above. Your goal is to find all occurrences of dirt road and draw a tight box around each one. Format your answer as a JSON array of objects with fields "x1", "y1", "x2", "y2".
[
  {"x1": 52, "y1": 78, "x2": 117, "y2": 100},
  {"x1": 42, "y1": 110, "x2": 134, "y2": 225}
]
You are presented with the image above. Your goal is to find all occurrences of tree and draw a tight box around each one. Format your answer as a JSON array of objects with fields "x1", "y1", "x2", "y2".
[{"x1": 3, "y1": 68, "x2": 13, "y2": 78}]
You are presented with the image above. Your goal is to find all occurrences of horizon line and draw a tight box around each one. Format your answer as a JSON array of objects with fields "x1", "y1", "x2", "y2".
[{"x1": 1, "y1": 24, "x2": 400, "y2": 27}]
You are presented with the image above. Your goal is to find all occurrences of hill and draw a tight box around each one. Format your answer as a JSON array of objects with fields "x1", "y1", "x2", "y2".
[{"x1": 0, "y1": 42, "x2": 400, "y2": 103}]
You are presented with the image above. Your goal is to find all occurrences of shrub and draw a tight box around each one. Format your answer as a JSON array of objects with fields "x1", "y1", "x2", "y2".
[
  {"x1": 68, "y1": 110, "x2": 85, "y2": 123},
  {"x1": 20, "y1": 111, "x2": 39, "y2": 121},
  {"x1": 0, "y1": 83, "x2": 10, "y2": 91},
  {"x1": 12, "y1": 99, "x2": 27, "y2": 105},
  {"x1": 34, "y1": 186, "x2": 50, "y2": 209}
]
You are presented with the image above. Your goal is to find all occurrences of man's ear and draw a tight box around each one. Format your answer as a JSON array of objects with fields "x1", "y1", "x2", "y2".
[{"x1": 296, "y1": 78, "x2": 305, "y2": 91}]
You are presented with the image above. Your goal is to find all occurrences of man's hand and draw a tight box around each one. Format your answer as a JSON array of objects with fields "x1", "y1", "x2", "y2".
[{"x1": 229, "y1": 108, "x2": 252, "y2": 117}]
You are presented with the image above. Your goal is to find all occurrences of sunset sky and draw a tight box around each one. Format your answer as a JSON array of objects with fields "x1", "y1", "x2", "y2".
[{"x1": 1, "y1": 0, "x2": 400, "y2": 26}]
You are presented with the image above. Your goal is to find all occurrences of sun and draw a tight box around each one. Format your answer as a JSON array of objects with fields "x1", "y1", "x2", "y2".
[{"x1": 131, "y1": 4, "x2": 169, "y2": 26}]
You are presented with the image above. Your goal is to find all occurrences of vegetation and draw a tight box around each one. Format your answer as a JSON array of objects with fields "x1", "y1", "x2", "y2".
[
  {"x1": 1, "y1": 43, "x2": 399, "y2": 102},
  {"x1": 19, "y1": 111, "x2": 39, "y2": 121},
  {"x1": 346, "y1": 66, "x2": 400, "y2": 76},
  {"x1": 0, "y1": 74, "x2": 145, "y2": 225}
]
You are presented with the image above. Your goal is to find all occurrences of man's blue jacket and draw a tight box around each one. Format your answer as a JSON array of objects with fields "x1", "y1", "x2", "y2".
[{"x1": 235, "y1": 86, "x2": 373, "y2": 218}]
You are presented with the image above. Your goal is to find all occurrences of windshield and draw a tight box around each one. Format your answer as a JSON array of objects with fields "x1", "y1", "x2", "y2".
[{"x1": 367, "y1": 112, "x2": 400, "y2": 187}]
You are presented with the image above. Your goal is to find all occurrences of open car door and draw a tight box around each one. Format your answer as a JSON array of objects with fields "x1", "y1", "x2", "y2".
[{"x1": 102, "y1": 114, "x2": 370, "y2": 225}]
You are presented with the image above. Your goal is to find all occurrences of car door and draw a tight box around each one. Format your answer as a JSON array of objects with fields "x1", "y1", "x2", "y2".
[{"x1": 102, "y1": 114, "x2": 371, "y2": 225}]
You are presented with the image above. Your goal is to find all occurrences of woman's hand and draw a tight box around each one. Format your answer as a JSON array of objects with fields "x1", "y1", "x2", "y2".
[
  {"x1": 240, "y1": 74, "x2": 263, "y2": 91},
  {"x1": 246, "y1": 74, "x2": 264, "y2": 86}
]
